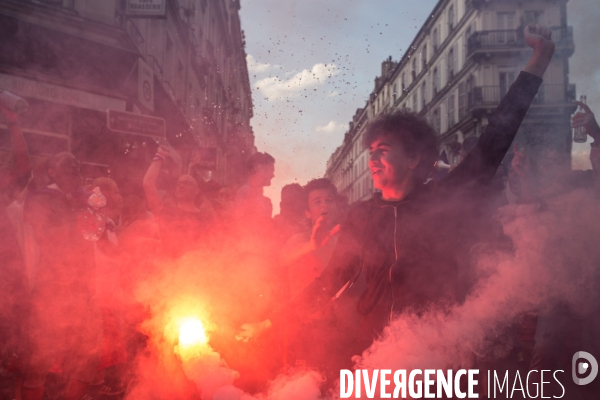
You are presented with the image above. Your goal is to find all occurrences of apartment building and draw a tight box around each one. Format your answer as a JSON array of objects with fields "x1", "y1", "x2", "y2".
[
  {"x1": 326, "y1": 0, "x2": 575, "y2": 204},
  {"x1": 0, "y1": 0, "x2": 254, "y2": 187}
]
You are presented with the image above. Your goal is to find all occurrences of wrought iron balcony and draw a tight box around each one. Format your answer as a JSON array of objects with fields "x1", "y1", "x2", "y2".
[
  {"x1": 467, "y1": 26, "x2": 573, "y2": 57},
  {"x1": 467, "y1": 84, "x2": 576, "y2": 111}
]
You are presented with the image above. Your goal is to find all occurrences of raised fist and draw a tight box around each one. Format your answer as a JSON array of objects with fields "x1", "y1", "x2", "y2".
[{"x1": 524, "y1": 24, "x2": 555, "y2": 55}]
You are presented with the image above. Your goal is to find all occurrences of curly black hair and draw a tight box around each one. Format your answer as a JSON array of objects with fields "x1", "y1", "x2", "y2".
[
  {"x1": 362, "y1": 110, "x2": 439, "y2": 181},
  {"x1": 303, "y1": 178, "x2": 338, "y2": 209},
  {"x1": 247, "y1": 152, "x2": 275, "y2": 174}
]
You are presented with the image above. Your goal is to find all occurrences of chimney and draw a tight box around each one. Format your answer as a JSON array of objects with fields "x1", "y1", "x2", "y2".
[{"x1": 381, "y1": 56, "x2": 396, "y2": 77}]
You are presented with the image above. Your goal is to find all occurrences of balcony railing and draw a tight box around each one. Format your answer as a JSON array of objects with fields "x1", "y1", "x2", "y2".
[
  {"x1": 468, "y1": 27, "x2": 573, "y2": 56},
  {"x1": 468, "y1": 84, "x2": 575, "y2": 110}
]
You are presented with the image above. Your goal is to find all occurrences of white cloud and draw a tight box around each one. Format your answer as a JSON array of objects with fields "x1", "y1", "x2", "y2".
[
  {"x1": 315, "y1": 120, "x2": 347, "y2": 134},
  {"x1": 246, "y1": 54, "x2": 271, "y2": 74},
  {"x1": 254, "y1": 63, "x2": 339, "y2": 100}
]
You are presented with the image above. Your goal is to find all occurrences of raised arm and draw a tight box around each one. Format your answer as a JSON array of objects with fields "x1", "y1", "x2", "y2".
[
  {"x1": 238, "y1": 206, "x2": 364, "y2": 341},
  {"x1": 142, "y1": 146, "x2": 171, "y2": 214},
  {"x1": 522, "y1": 25, "x2": 556, "y2": 78},
  {"x1": 279, "y1": 217, "x2": 341, "y2": 267},
  {"x1": 443, "y1": 25, "x2": 554, "y2": 188}
]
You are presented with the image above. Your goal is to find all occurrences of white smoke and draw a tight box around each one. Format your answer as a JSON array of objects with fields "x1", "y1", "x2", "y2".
[{"x1": 359, "y1": 189, "x2": 600, "y2": 373}]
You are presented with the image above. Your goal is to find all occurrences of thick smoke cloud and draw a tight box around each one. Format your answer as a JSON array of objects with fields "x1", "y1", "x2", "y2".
[
  {"x1": 122, "y1": 240, "x2": 326, "y2": 399},
  {"x1": 121, "y1": 188, "x2": 600, "y2": 399},
  {"x1": 359, "y1": 189, "x2": 600, "y2": 375}
]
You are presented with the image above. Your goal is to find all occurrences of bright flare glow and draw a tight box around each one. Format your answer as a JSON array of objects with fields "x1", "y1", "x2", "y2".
[{"x1": 179, "y1": 318, "x2": 207, "y2": 347}]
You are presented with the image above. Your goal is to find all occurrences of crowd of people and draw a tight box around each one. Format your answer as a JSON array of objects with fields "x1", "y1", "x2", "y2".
[{"x1": 0, "y1": 24, "x2": 599, "y2": 399}]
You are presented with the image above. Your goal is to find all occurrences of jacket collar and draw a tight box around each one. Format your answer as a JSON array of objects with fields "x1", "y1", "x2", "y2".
[{"x1": 370, "y1": 182, "x2": 430, "y2": 208}]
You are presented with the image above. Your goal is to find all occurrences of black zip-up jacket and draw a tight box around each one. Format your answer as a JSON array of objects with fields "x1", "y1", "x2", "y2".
[{"x1": 271, "y1": 71, "x2": 542, "y2": 337}]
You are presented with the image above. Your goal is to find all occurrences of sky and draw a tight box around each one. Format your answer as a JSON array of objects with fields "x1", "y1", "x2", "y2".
[{"x1": 239, "y1": 0, "x2": 600, "y2": 213}]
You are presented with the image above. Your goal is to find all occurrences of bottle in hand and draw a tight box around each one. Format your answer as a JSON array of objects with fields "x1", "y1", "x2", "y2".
[{"x1": 573, "y1": 95, "x2": 588, "y2": 143}]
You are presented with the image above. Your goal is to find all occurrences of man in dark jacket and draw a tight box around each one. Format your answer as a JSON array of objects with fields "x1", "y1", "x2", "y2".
[{"x1": 239, "y1": 25, "x2": 555, "y2": 353}]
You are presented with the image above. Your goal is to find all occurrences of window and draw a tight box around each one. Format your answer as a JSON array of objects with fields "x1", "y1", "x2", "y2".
[
  {"x1": 421, "y1": 81, "x2": 427, "y2": 108},
  {"x1": 496, "y1": 12, "x2": 516, "y2": 45},
  {"x1": 497, "y1": 12, "x2": 516, "y2": 30},
  {"x1": 401, "y1": 73, "x2": 406, "y2": 92},
  {"x1": 448, "y1": 5, "x2": 455, "y2": 33},
  {"x1": 433, "y1": 67, "x2": 439, "y2": 96},
  {"x1": 447, "y1": 93, "x2": 456, "y2": 127},
  {"x1": 524, "y1": 10, "x2": 545, "y2": 25},
  {"x1": 433, "y1": 108, "x2": 441, "y2": 132},
  {"x1": 447, "y1": 47, "x2": 455, "y2": 81},
  {"x1": 413, "y1": 92, "x2": 418, "y2": 112},
  {"x1": 412, "y1": 57, "x2": 417, "y2": 80},
  {"x1": 499, "y1": 69, "x2": 516, "y2": 98},
  {"x1": 422, "y1": 44, "x2": 428, "y2": 70},
  {"x1": 433, "y1": 28, "x2": 440, "y2": 52},
  {"x1": 463, "y1": 26, "x2": 471, "y2": 63},
  {"x1": 458, "y1": 82, "x2": 466, "y2": 118},
  {"x1": 393, "y1": 84, "x2": 397, "y2": 102}
]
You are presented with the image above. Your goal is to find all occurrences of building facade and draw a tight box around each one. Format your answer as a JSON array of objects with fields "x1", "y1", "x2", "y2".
[
  {"x1": 0, "y1": 0, "x2": 254, "y2": 191},
  {"x1": 325, "y1": 0, "x2": 575, "y2": 204}
]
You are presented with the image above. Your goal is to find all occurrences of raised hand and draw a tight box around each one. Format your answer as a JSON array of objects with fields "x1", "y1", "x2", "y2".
[
  {"x1": 524, "y1": 24, "x2": 554, "y2": 53},
  {"x1": 523, "y1": 25, "x2": 555, "y2": 78},
  {"x1": 310, "y1": 215, "x2": 341, "y2": 249},
  {"x1": 572, "y1": 101, "x2": 600, "y2": 140}
]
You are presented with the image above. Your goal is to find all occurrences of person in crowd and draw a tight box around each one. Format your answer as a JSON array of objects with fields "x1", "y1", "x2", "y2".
[
  {"x1": 571, "y1": 100, "x2": 600, "y2": 190},
  {"x1": 93, "y1": 177, "x2": 123, "y2": 228},
  {"x1": 197, "y1": 170, "x2": 222, "y2": 201},
  {"x1": 90, "y1": 177, "x2": 129, "y2": 396},
  {"x1": 187, "y1": 152, "x2": 222, "y2": 212},
  {"x1": 0, "y1": 102, "x2": 30, "y2": 379},
  {"x1": 517, "y1": 101, "x2": 600, "y2": 398},
  {"x1": 143, "y1": 145, "x2": 215, "y2": 257},
  {"x1": 212, "y1": 187, "x2": 234, "y2": 220},
  {"x1": 238, "y1": 25, "x2": 556, "y2": 359},
  {"x1": 273, "y1": 183, "x2": 309, "y2": 244},
  {"x1": 279, "y1": 179, "x2": 341, "y2": 298},
  {"x1": 22, "y1": 152, "x2": 101, "y2": 400},
  {"x1": 208, "y1": 152, "x2": 280, "y2": 393},
  {"x1": 233, "y1": 152, "x2": 275, "y2": 224},
  {"x1": 118, "y1": 194, "x2": 161, "y2": 264},
  {"x1": 278, "y1": 178, "x2": 361, "y2": 377},
  {"x1": 507, "y1": 100, "x2": 600, "y2": 204}
]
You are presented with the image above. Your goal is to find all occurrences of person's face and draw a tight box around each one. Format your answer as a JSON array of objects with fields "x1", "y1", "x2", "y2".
[
  {"x1": 254, "y1": 162, "x2": 275, "y2": 187},
  {"x1": 49, "y1": 155, "x2": 81, "y2": 193},
  {"x1": 176, "y1": 176, "x2": 199, "y2": 202},
  {"x1": 369, "y1": 135, "x2": 420, "y2": 192},
  {"x1": 305, "y1": 188, "x2": 339, "y2": 226}
]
